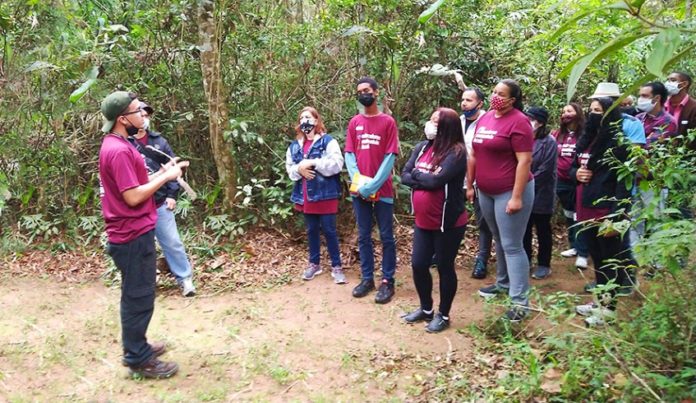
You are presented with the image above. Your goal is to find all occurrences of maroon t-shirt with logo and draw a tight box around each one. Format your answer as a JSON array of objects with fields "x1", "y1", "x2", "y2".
[
  {"x1": 99, "y1": 134, "x2": 157, "y2": 244},
  {"x1": 412, "y1": 147, "x2": 468, "y2": 230},
  {"x1": 472, "y1": 109, "x2": 534, "y2": 195},
  {"x1": 575, "y1": 150, "x2": 611, "y2": 221},
  {"x1": 345, "y1": 113, "x2": 399, "y2": 199},
  {"x1": 295, "y1": 138, "x2": 339, "y2": 215},
  {"x1": 552, "y1": 129, "x2": 579, "y2": 182}
]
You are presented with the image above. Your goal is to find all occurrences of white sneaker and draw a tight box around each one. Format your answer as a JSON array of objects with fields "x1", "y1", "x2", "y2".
[
  {"x1": 575, "y1": 302, "x2": 597, "y2": 316},
  {"x1": 575, "y1": 256, "x2": 589, "y2": 270},
  {"x1": 181, "y1": 277, "x2": 196, "y2": 297},
  {"x1": 584, "y1": 308, "x2": 616, "y2": 327},
  {"x1": 561, "y1": 248, "x2": 577, "y2": 258},
  {"x1": 331, "y1": 267, "x2": 347, "y2": 284}
]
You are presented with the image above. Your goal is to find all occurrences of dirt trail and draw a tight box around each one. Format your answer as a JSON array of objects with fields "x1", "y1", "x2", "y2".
[{"x1": 0, "y1": 254, "x2": 587, "y2": 402}]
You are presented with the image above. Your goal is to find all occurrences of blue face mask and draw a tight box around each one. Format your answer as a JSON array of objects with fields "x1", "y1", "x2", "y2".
[{"x1": 462, "y1": 106, "x2": 480, "y2": 119}]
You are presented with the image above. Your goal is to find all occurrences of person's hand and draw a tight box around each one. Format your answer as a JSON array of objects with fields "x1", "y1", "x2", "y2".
[
  {"x1": 466, "y1": 187, "x2": 475, "y2": 203},
  {"x1": 298, "y1": 160, "x2": 316, "y2": 180},
  {"x1": 162, "y1": 157, "x2": 189, "y2": 181},
  {"x1": 358, "y1": 186, "x2": 372, "y2": 199},
  {"x1": 576, "y1": 167, "x2": 593, "y2": 184},
  {"x1": 505, "y1": 196, "x2": 522, "y2": 214},
  {"x1": 165, "y1": 197, "x2": 176, "y2": 210}
]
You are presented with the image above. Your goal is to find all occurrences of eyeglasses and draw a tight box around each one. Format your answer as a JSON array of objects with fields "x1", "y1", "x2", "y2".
[{"x1": 121, "y1": 107, "x2": 143, "y2": 117}]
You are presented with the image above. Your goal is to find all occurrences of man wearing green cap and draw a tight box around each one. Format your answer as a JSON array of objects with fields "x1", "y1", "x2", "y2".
[{"x1": 99, "y1": 91, "x2": 188, "y2": 379}]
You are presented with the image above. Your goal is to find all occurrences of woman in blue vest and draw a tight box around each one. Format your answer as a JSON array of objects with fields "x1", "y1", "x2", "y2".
[{"x1": 285, "y1": 107, "x2": 346, "y2": 284}]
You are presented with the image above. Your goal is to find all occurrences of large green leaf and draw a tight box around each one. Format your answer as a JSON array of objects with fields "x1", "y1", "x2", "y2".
[
  {"x1": 69, "y1": 66, "x2": 99, "y2": 103},
  {"x1": 418, "y1": 0, "x2": 446, "y2": 24},
  {"x1": 645, "y1": 28, "x2": 682, "y2": 77},
  {"x1": 565, "y1": 32, "x2": 650, "y2": 102}
]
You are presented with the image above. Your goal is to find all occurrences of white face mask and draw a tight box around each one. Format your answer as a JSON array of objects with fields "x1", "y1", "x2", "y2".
[
  {"x1": 665, "y1": 81, "x2": 681, "y2": 96},
  {"x1": 424, "y1": 121, "x2": 438, "y2": 140},
  {"x1": 530, "y1": 120, "x2": 540, "y2": 130},
  {"x1": 635, "y1": 97, "x2": 656, "y2": 113},
  {"x1": 143, "y1": 118, "x2": 151, "y2": 130}
]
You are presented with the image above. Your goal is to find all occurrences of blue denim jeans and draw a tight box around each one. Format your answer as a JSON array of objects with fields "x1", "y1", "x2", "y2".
[
  {"x1": 351, "y1": 197, "x2": 396, "y2": 283},
  {"x1": 155, "y1": 204, "x2": 192, "y2": 282},
  {"x1": 304, "y1": 213, "x2": 342, "y2": 267}
]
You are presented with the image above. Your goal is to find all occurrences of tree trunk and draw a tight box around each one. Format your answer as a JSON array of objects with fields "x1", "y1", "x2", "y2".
[{"x1": 198, "y1": 0, "x2": 236, "y2": 210}]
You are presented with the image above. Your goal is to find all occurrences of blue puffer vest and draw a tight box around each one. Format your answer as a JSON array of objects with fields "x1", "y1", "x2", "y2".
[{"x1": 289, "y1": 134, "x2": 342, "y2": 204}]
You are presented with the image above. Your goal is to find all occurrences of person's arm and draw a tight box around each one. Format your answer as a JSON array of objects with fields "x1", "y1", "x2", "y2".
[
  {"x1": 466, "y1": 147, "x2": 476, "y2": 202},
  {"x1": 410, "y1": 150, "x2": 466, "y2": 189},
  {"x1": 400, "y1": 143, "x2": 425, "y2": 188},
  {"x1": 313, "y1": 138, "x2": 344, "y2": 176},
  {"x1": 160, "y1": 138, "x2": 181, "y2": 201},
  {"x1": 505, "y1": 151, "x2": 532, "y2": 214},
  {"x1": 345, "y1": 152, "x2": 359, "y2": 179},
  {"x1": 358, "y1": 153, "x2": 395, "y2": 198},
  {"x1": 285, "y1": 146, "x2": 302, "y2": 182},
  {"x1": 123, "y1": 159, "x2": 188, "y2": 207}
]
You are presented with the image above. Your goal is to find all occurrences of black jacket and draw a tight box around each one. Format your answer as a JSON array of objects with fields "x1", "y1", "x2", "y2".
[
  {"x1": 569, "y1": 133, "x2": 631, "y2": 217},
  {"x1": 128, "y1": 130, "x2": 180, "y2": 206},
  {"x1": 401, "y1": 141, "x2": 467, "y2": 231}
]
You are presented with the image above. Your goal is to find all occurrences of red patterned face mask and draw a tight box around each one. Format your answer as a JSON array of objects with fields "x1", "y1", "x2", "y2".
[{"x1": 490, "y1": 94, "x2": 510, "y2": 111}]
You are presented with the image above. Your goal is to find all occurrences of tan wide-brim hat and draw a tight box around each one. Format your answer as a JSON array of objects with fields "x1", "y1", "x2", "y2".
[{"x1": 588, "y1": 82, "x2": 621, "y2": 99}]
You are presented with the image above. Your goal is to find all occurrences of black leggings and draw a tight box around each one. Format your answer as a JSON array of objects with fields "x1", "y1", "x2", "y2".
[
  {"x1": 523, "y1": 213, "x2": 552, "y2": 267},
  {"x1": 585, "y1": 226, "x2": 632, "y2": 310},
  {"x1": 411, "y1": 225, "x2": 466, "y2": 317}
]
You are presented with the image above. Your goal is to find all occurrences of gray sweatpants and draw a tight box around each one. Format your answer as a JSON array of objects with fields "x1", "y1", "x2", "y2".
[{"x1": 478, "y1": 180, "x2": 534, "y2": 307}]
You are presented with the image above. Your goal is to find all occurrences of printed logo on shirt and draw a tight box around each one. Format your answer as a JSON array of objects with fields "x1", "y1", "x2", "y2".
[
  {"x1": 579, "y1": 152, "x2": 591, "y2": 167},
  {"x1": 415, "y1": 159, "x2": 442, "y2": 175},
  {"x1": 356, "y1": 125, "x2": 364, "y2": 131},
  {"x1": 560, "y1": 143, "x2": 576, "y2": 157},
  {"x1": 473, "y1": 126, "x2": 496, "y2": 143},
  {"x1": 358, "y1": 133, "x2": 382, "y2": 150}
]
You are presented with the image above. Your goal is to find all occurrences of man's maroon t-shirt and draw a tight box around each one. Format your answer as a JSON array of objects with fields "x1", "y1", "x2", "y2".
[
  {"x1": 99, "y1": 134, "x2": 156, "y2": 244},
  {"x1": 345, "y1": 113, "x2": 399, "y2": 199},
  {"x1": 472, "y1": 109, "x2": 533, "y2": 195},
  {"x1": 412, "y1": 147, "x2": 468, "y2": 230}
]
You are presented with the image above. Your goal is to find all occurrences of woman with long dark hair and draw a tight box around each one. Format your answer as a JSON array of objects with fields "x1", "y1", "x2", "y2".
[
  {"x1": 571, "y1": 97, "x2": 632, "y2": 326},
  {"x1": 553, "y1": 103, "x2": 590, "y2": 270},
  {"x1": 401, "y1": 108, "x2": 468, "y2": 333},
  {"x1": 466, "y1": 79, "x2": 535, "y2": 322}
]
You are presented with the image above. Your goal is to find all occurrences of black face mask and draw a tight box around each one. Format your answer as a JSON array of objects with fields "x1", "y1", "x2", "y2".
[
  {"x1": 358, "y1": 93, "x2": 375, "y2": 107},
  {"x1": 122, "y1": 116, "x2": 142, "y2": 137},
  {"x1": 299, "y1": 121, "x2": 315, "y2": 134},
  {"x1": 585, "y1": 112, "x2": 603, "y2": 135}
]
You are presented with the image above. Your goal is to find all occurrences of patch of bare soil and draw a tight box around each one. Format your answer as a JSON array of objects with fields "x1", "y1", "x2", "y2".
[{"x1": 0, "y1": 224, "x2": 589, "y2": 401}]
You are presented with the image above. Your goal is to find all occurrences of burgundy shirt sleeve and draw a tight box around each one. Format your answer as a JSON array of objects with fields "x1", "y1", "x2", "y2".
[
  {"x1": 110, "y1": 150, "x2": 143, "y2": 193},
  {"x1": 510, "y1": 119, "x2": 534, "y2": 153},
  {"x1": 345, "y1": 117, "x2": 356, "y2": 153},
  {"x1": 383, "y1": 116, "x2": 399, "y2": 155}
]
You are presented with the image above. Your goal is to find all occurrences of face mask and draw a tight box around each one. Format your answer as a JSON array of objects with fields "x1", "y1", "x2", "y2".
[
  {"x1": 530, "y1": 120, "x2": 540, "y2": 130},
  {"x1": 143, "y1": 118, "x2": 151, "y2": 130},
  {"x1": 424, "y1": 121, "x2": 438, "y2": 140},
  {"x1": 462, "y1": 104, "x2": 481, "y2": 119},
  {"x1": 635, "y1": 97, "x2": 656, "y2": 113},
  {"x1": 490, "y1": 94, "x2": 509, "y2": 111},
  {"x1": 585, "y1": 112, "x2": 603, "y2": 134},
  {"x1": 664, "y1": 81, "x2": 681, "y2": 96},
  {"x1": 560, "y1": 115, "x2": 575, "y2": 124},
  {"x1": 122, "y1": 116, "x2": 141, "y2": 137},
  {"x1": 358, "y1": 93, "x2": 375, "y2": 107},
  {"x1": 299, "y1": 119, "x2": 316, "y2": 135}
]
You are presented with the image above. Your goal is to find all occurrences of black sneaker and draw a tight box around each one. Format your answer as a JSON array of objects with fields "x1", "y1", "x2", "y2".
[
  {"x1": 402, "y1": 308, "x2": 433, "y2": 324},
  {"x1": 352, "y1": 279, "x2": 375, "y2": 298},
  {"x1": 478, "y1": 284, "x2": 508, "y2": 298},
  {"x1": 471, "y1": 258, "x2": 487, "y2": 279},
  {"x1": 425, "y1": 313, "x2": 450, "y2": 333},
  {"x1": 375, "y1": 280, "x2": 395, "y2": 304},
  {"x1": 129, "y1": 358, "x2": 179, "y2": 379},
  {"x1": 503, "y1": 307, "x2": 527, "y2": 323}
]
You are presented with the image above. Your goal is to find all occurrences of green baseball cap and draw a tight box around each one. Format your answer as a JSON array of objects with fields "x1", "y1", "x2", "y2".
[{"x1": 101, "y1": 91, "x2": 136, "y2": 133}]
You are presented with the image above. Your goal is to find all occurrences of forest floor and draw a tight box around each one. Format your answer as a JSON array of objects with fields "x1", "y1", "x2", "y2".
[{"x1": 0, "y1": 224, "x2": 592, "y2": 402}]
